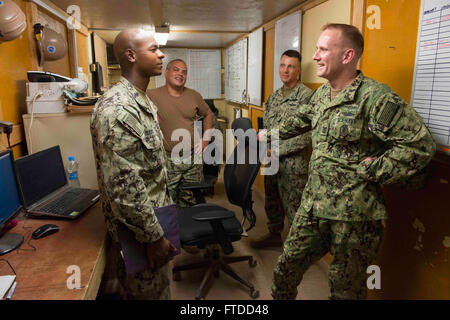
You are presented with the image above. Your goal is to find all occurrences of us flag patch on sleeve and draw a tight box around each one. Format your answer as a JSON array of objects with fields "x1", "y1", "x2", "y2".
[
  {"x1": 377, "y1": 102, "x2": 399, "y2": 127},
  {"x1": 122, "y1": 113, "x2": 144, "y2": 137}
]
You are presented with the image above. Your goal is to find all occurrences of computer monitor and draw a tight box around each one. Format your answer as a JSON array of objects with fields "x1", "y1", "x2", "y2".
[
  {"x1": 91, "y1": 62, "x2": 104, "y2": 95},
  {"x1": 0, "y1": 149, "x2": 24, "y2": 255}
]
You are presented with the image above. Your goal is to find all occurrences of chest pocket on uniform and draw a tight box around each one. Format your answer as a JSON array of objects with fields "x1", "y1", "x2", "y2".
[
  {"x1": 140, "y1": 128, "x2": 164, "y2": 171},
  {"x1": 117, "y1": 112, "x2": 164, "y2": 171},
  {"x1": 330, "y1": 117, "x2": 362, "y2": 141},
  {"x1": 328, "y1": 116, "x2": 363, "y2": 161},
  {"x1": 312, "y1": 113, "x2": 328, "y2": 143}
]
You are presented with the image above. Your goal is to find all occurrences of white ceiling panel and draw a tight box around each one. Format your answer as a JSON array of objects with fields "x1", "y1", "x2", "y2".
[
  {"x1": 50, "y1": 0, "x2": 307, "y2": 47},
  {"x1": 163, "y1": 32, "x2": 245, "y2": 48}
]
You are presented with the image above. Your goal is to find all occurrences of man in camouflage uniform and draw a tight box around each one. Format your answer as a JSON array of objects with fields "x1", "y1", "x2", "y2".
[
  {"x1": 250, "y1": 50, "x2": 312, "y2": 249},
  {"x1": 267, "y1": 24, "x2": 436, "y2": 299},
  {"x1": 90, "y1": 29, "x2": 176, "y2": 300}
]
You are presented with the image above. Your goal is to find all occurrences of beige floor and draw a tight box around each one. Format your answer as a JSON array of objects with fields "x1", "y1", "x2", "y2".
[{"x1": 169, "y1": 175, "x2": 330, "y2": 300}]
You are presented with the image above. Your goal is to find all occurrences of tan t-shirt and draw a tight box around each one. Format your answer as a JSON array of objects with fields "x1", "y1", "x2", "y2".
[
  {"x1": 330, "y1": 88, "x2": 342, "y2": 101},
  {"x1": 147, "y1": 85, "x2": 211, "y2": 153},
  {"x1": 135, "y1": 85, "x2": 158, "y2": 116},
  {"x1": 281, "y1": 86, "x2": 294, "y2": 98}
]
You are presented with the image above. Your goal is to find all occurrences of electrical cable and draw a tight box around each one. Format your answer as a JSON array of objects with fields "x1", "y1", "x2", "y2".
[
  {"x1": 0, "y1": 122, "x2": 13, "y2": 149},
  {"x1": 0, "y1": 259, "x2": 16, "y2": 275},
  {"x1": 6, "y1": 134, "x2": 11, "y2": 149},
  {"x1": 28, "y1": 91, "x2": 42, "y2": 154},
  {"x1": 16, "y1": 220, "x2": 36, "y2": 253}
]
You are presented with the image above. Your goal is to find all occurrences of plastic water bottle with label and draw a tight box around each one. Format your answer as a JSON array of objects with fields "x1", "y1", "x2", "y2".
[{"x1": 67, "y1": 156, "x2": 81, "y2": 188}]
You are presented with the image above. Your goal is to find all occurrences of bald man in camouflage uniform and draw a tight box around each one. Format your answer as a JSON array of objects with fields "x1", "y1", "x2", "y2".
[
  {"x1": 251, "y1": 50, "x2": 312, "y2": 249},
  {"x1": 91, "y1": 29, "x2": 175, "y2": 300},
  {"x1": 269, "y1": 24, "x2": 435, "y2": 299}
]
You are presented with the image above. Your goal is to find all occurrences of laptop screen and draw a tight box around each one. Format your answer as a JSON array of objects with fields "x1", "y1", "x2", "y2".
[
  {"x1": 15, "y1": 146, "x2": 67, "y2": 208},
  {"x1": 0, "y1": 151, "x2": 21, "y2": 225}
]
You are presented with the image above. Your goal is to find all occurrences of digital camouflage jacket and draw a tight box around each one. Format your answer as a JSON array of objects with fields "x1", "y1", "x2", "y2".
[
  {"x1": 274, "y1": 72, "x2": 436, "y2": 221},
  {"x1": 91, "y1": 77, "x2": 171, "y2": 243}
]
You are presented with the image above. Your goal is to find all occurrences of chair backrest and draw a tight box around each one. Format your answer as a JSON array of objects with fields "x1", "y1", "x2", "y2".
[{"x1": 223, "y1": 118, "x2": 264, "y2": 231}]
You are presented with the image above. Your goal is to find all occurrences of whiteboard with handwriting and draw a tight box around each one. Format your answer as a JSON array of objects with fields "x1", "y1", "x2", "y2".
[
  {"x1": 155, "y1": 48, "x2": 221, "y2": 99},
  {"x1": 411, "y1": 0, "x2": 450, "y2": 149},
  {"x1": 225, "y1": 38, "x2": 248, "y2": 103}
]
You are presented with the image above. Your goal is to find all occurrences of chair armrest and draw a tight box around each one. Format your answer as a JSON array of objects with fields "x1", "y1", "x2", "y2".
[
  {"x1": 180, "y1": 181, "x2": 214, "y2": 190},
  {"x1": 192, "y1": 210, "x2": 236, "y2": 254},
  {"x1": 192, "y1": 210, "x2": 234, "y2": 222}
]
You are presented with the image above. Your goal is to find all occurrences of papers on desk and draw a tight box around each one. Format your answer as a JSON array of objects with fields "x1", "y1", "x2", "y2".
[{"x1": 0, "y1": 275, "x2": 16, "y2": 300}]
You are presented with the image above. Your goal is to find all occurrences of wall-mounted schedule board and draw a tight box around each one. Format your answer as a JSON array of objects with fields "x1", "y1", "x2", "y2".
[
  {"x1": 225, "y1": 38, "x2": 248, "y2": 103},
  {"x1": 411, "y1": 0, "x2": 450, "y2": 150},
  {"x1": 155, "y1": 48, "x2": 221, "y2": 99}
]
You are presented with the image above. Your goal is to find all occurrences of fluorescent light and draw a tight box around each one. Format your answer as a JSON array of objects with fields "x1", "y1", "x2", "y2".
[
  {"x1": 154, "y1": 32, "x2": 169, "y2": 45},
  {"x1": 155, "y1": 26, "x2": 170, "y2": 45}
]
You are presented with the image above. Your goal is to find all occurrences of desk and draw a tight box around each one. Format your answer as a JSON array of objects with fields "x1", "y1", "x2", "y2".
[{"x1": 0, "y1": 202, "x2": 107, "y2": 300}]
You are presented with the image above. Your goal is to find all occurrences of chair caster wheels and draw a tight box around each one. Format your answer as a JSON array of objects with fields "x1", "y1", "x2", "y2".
[
  {"x1": 249, "y1": 289, "x2": 260, "y2": 299},
  {"x1": 172, "y1": 271, "x2": 181, "y2": 281},
  {"x1": 249, "y1": 258, "x2": 257, "y2": 268}
]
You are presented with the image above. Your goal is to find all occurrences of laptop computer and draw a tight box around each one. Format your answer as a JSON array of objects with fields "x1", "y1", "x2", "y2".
[{"x1": 14, "y1": 145, "x2": 100, "y2": 219}]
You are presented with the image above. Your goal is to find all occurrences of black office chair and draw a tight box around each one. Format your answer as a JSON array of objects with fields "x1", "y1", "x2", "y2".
[
  {"x1": 173, "y1": 117, "x2": 263, "y2": 300},
  {"x1": 203, "y1": 99, "x2": 221, "y2": 194}
]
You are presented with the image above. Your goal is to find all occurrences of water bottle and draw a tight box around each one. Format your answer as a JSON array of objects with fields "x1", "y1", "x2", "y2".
[{"x1": 67, "y1": 156, "x2": 81, "y2": 188}]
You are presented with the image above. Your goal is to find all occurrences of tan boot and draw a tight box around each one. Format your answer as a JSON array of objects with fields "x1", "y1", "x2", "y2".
[{"x1": 250, "y1": 232, "x2": 282, "y2": 249}]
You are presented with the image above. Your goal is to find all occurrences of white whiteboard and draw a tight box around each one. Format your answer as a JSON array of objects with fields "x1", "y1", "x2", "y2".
[
  {"x1": 248, "y1": 28, "x2": 263, "y2": 106},
  {"x1": 225, "y1": 38, "x2": 248, "y2": 103},
  {"x1": 273, "y1": 11, "x2": 302, "y2": 92},
  {"x1": 155, "y1": 48, "x2": 221, "y2": 99},
  {"x1": 411, "y1": 0, "x2": 450, "y2": 150},
  {"x1": 187, "y1": 50, "x2": 222, "y2": 99}
]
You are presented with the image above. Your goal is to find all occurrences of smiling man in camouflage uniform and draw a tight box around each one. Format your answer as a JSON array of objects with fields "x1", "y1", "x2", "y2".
[
  {"x1": 268, "y1": 24, "x2": 436, "y2": 299},
  {"x1": 250, "y1": 50, "x2": 312, "y2": 249},
  {"x1": 91, "y1": 29, "x2": 176, "y2": 300}
]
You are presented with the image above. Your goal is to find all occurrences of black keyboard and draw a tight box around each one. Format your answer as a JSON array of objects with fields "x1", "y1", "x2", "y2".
[{"x1": 40, "y1": 189, "x2": 93, "y2": 214}]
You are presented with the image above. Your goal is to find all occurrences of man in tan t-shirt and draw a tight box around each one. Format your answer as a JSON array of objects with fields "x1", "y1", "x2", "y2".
[{"x1": 148, "y1": 59, "x2": 213, "y2": 208}]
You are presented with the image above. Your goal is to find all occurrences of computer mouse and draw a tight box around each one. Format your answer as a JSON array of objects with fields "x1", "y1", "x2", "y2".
[{"x1": 32, "y1": 224, "x2": 59, "y2": 240}]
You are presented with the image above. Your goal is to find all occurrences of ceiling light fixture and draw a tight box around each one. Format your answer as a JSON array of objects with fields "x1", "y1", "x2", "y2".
[{"x1": 154, "y1": 26, "x2": 170, "y2": 45}]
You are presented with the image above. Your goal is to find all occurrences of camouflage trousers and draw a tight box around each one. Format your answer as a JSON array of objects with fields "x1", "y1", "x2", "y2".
[
  {"x1": 272, "y1": 214, "x2": 383, "y2": 300},
  {"x1": 108, "y1": 241, "x2": 171, "y2": 300},
  {"x1": 166, "y1": 156, "x2": 203, "y2": 208},
  {"x1": 264, "y1": 155, "x2": 308, "y2": 234}
]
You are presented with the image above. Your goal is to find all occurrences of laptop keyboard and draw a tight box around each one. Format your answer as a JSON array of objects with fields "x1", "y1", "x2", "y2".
[{"x1": 40, "y1": 189, "x2": 93, "y2": 215}]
